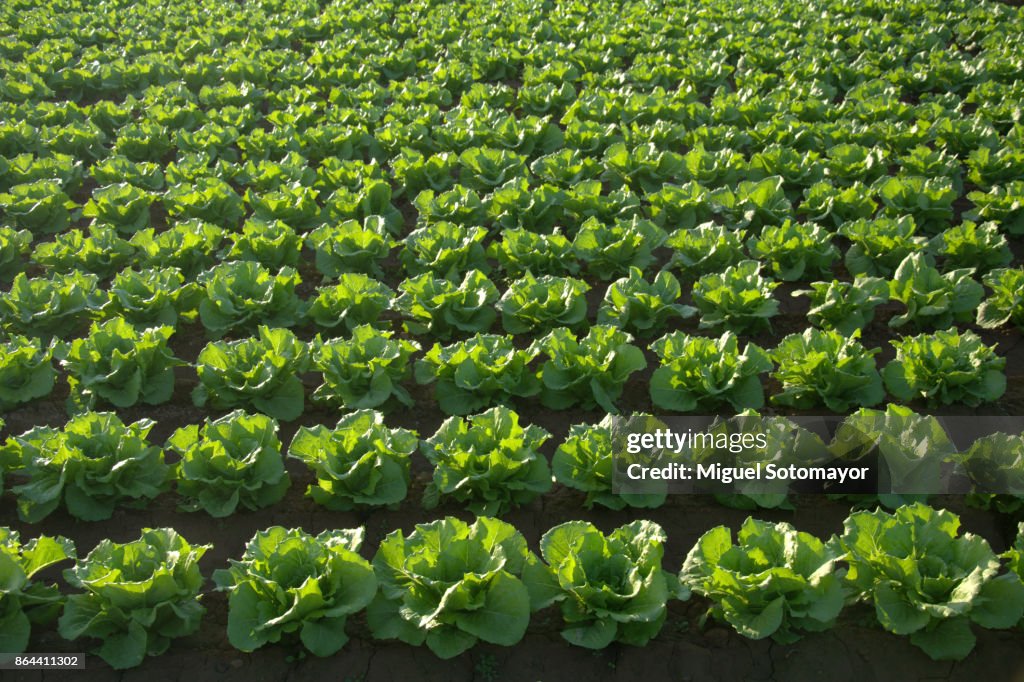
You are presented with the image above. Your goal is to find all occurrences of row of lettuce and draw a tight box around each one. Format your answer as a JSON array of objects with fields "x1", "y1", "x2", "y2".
[
  {"x1": 4, "y1": 505, "x2": 1024, "y2": 668},
  {"x1": 0, "y1": 316, "x2": 1008, "y2": 421},
  {"x1": 3, "y1": 153, "x2": 1023, "y2": 240},
  {"x1": 3, "y1": 225, "x2": 1024, "y2": 338},
  {"x1": 2, "y1": 404, "x2": 1022, "y2": 522},
  {"x1": 3, "y1": 207, "x2": 1021, "y2": 288}
]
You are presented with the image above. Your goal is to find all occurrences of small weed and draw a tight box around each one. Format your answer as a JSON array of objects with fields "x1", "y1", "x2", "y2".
[{"x1": 474, "y1": 652, "x2": 500, "y2": 682}]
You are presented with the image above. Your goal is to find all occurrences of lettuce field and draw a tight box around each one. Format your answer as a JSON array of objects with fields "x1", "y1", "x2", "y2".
[{"x1": 3, "y1": 0, "x2": 1024, "y2": 679}]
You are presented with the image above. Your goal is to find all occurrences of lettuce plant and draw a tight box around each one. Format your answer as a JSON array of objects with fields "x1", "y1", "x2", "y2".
[
  {"x1": 306, "y1": 273, "x2": 393, "y2": 333},
  {"x1": 306, "y1": 216, "x2": 394, "y2": 279},
  {"x1": 0, "y1": 271, "x2": 101, "y2": 339},
  {"x1": 680, "y1": 518, "x2": 845, "y2": 643},
  {"x1": 533, "y1": 325, "x2": 647, "y2": 413},
  {"x1": 838, "y1": 504, "x2": 1024, "y2": 661},
  {"x1": 115, "y1": 122, "x2": 172, "y2": 162},
  {"x1": 602, "y1": 141, "x2": 686, "y2": 193},
  {"x1": 647, "y1": 181, "x2": 714, "y2": 230},
  {"x1": 400, "y1": 222, "x2": 489, "y2": 280},
  {"x1": 770, "y1": 328, "x2": 884, "y2": 412},
  {"x1": 839, "y1": 216, "x2": 930, "y2": 278},
  {"x1": 129, "y1": 221, "x2": 224, "y2": 278},
  {"x1": 650, "y1": 331, "x2": 772, "y2": 412},
  {"x1": 414, "y1": 334, "x2": 541, "y2": 415},
  {"x1": 324, "y1": 180, "x2": 403, "y2": 235},
  {"x1": 421, "y1": 406, "x2": 551, "y2": 515},
  {"x1": 312, "y1": 326, "x2": 419, "y2": 410},
  {"x1": 367, "y1": 517, "x2": 533, "y2": 658},
  {"x1": 529, "y1": 148, "x2": 600, "y2": 186},
  {"x1": 929, "y1": 221, "x2": 1011, "y2": 274},
  {"x1": 59, "y1": 529, "x2": 210, "y2": 670},
  {"x1": 238, "y1": 153, "x2": 316, "y2": 193},
  {"x1": 597, "y1": 267, "x2": 695, "y2": 336},
  {"x1": 0, "y1": 528, "x2": 74, "y2": 654},
  {"x1": 689, "y1": 414, "x2": 829, "y2": 511},
  {"x1": 57, "y1": 317, "x2": 183, "y2": 410},
  {"x1": 564, "y1": 182, "x2": 643, "y2": 226},
  {"x1": 899, "y1": 146, "x2": 962, "y2": 193},
  {"x1": 876, "y1": 175, "x2": 956, "y2": 234},
  {"x1": 30, "y1": 225, "x2": 136, "y2": 278},
  {"x1": 7, "y1": 412, "x2": 169, "y2": 522},
  {"x1": 391, "y1": 149, "x2": 457, "y2": 197},
  {"x1": 499, "y1": 272, "x2": 590, "y2": 335},
  {"x1": 823, "y1": 143, "x2": 888, "y2": 184},
  {"x1": 966, "y1": 146, "x2": 1024, "y2": 190},
  {"x1": 90, "y1": 155, "x2": 164, "y2": 191},
  {"x1": 487, "y1": 178, "x2": 567, "y2": 233},
  {"x1": 572, "y1": 216, "x2": 666, "y2": 280},
  {"x1": 413, "y1": 185, "x2": 489, "y2": 227},
  {"x1": 82, "y1": 182, "x2": 154, "y2": 233},
  {"x1": 0, "y1": 226, "x2": 31, "y2": 281},
  {"x1": 747, "y1": 220, "x2": 838, "y2": 282},
  {"x1": 888, "y1": 253, "x2": 983, "y2": 330},
  {"x1": 977, "y1": 268, "x2": 1024, "y2": 330},
  {"x1": 395, "y1": 269, "x2": 498, "y2": 339},
  {"x1": 797, "y1": 181, "x2": 877, "y2": 227},
  {"x1": 103, "y1": 267, "x2": 197, "y2": 327},
  {"x1": 882, "y1": 330, "x2": 1006, "y2": 407},
  {"x1": 167, "y1": 410, "x2": 290, "y2": 517},
  {"x1": 955, "y1": 433, "x2": 1024, "y2": 514},
  {"x1": 247, "y1": 183, "x2": 322, "y2": 230},
  {"x1": 692, "y1": 260, "x2": 779, "y2": 334},
  {"x1": 524, "y1": 520, "x2": 674, "y2": 649},
  {"x1": 553, "y1": 415, "x2": 665, "y2": 510},
  {"x1": 197, "y1": 261, "x2": 304, "y2": 338},
  {"x1": 488, "y1": 227, "x2": 579, "y2": 277},
  {"x1": 0, "y1": 179, "x2": 75, "y2": 234},
  {"x1": 219, "y1": 218, "x2": 302, "y2": 269},
  {"x1": 164, "y1": 177, "x2": 245, "y2": 227},
  {"x1": 213, "y1": 527, "x2": 376, "y2": 656},
  {"x1": 709, "y1": 176, "x2": 792, "y2": 232},
  {"x1": 289, "y1": 410, "x2": 418, "y2": 510},
  {"x1": 681, "y1": 145, "x2": 746, "y2": 188},
  {"x1": 193, "y1": 326, "x2": 310, "y2": 421},
  {"x1": 966, "y1": 181, "x2": 1024, "y2": 236},
  {"x1": 457, "y1": 146, "x2": 527, "y2": 190},
  {"x1": 665, "y1": 223, "x2": 746, "y2": 277},
  {"x1": 749, "y1": 145, "x2": 824, "y2": 197},
  {"x1": 0, "y1": 335, "x2": 56, "y2": 412},
  {"x1": 792, "y1": 277, "x2": 889, "y2": 336},
  {"x1": 1, "y1": 152, "x2": 83, "y2": 193}
]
